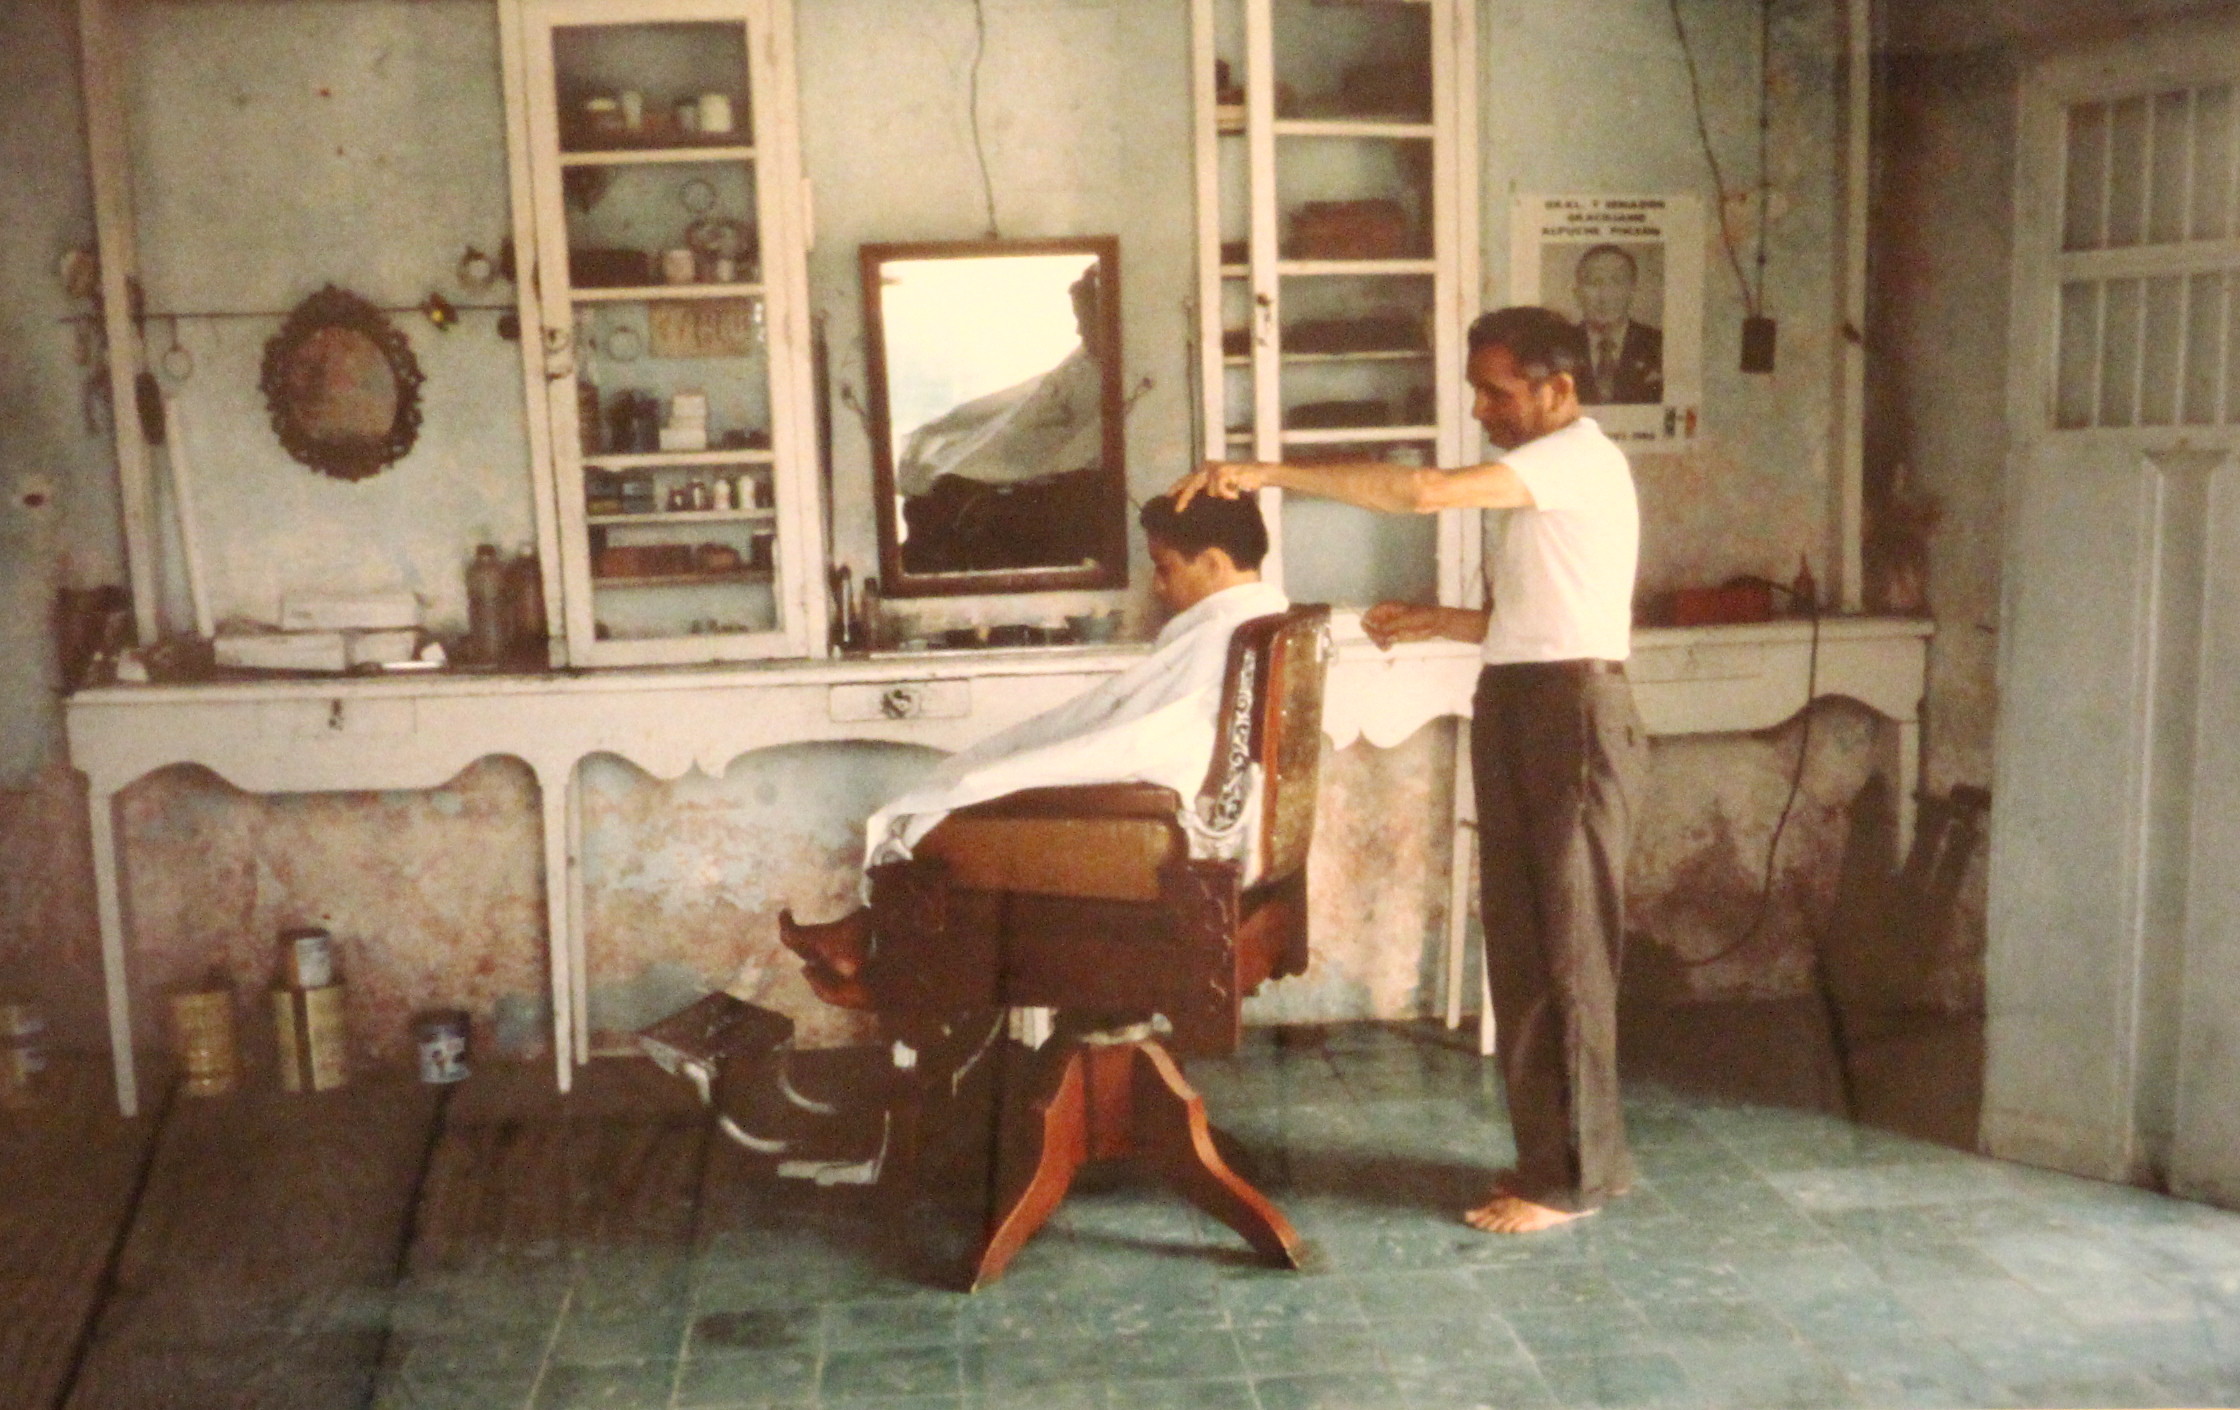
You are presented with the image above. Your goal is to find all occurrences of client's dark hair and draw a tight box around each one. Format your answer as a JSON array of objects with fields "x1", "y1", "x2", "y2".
[
  {"x1": 1467, "y1": 306, "x2": 1588, "y2": 384},
  {"x1": 1139, "y1": 489, "x2": 1268, "y2": 571}
]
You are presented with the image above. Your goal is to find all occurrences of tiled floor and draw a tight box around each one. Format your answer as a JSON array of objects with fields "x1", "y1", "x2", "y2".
[{"x1": 369, "y1": 1024, "x2": 2240, "y2": 1410}]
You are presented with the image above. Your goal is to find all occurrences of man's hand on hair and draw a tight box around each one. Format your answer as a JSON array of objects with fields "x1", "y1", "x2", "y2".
[{"x1": 1168, "y1": 460, "x2": 1267, "y2": 512}]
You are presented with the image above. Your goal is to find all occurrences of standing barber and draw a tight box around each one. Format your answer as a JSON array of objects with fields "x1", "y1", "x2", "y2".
[{"x1": 1173, "y1": 306, "x2": 1645, "y2": 1233}]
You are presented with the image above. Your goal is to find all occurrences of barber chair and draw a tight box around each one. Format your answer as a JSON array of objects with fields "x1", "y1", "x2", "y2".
[{"x1": 857, "y1": 604, "x2": 1332, "y2": 1289}]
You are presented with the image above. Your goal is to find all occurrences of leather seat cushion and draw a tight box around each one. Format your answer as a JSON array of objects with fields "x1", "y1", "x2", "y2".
[{"x1": 920, "y1": 786, "x2": 1185, "y2": 902}]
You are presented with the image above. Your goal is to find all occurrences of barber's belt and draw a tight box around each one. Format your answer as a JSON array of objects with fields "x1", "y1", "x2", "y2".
[{"x1": 1490, "y1": 658, "x2": 1627, "y2": 677}]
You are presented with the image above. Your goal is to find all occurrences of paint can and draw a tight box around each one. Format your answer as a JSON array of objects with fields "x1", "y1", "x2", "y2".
[
  {"x1": 412, "y1": 1010, "x2": 471, "y2": 1085},
  {"x1": 169, "y1": 979, "x2": 240, "y2": 1098},
  {"x1": 0, "y1": 998, "x2": 49, "y2": 1108},
  {"x1": 278, "y1": 927, "x2": 335, "y2": 990}
]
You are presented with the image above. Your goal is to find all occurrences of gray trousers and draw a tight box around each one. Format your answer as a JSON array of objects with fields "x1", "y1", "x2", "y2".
[{"x1": 1471, "y1": 661, "x2": 1648, "y2": 1211}]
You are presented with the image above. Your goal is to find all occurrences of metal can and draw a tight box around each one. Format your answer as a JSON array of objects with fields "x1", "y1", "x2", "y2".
[
  {"x1": 0, "y1": 998, "x2": 48, "y2": 1108},
  {"x1": 412, "y1": 1010, "x2": 471, "y2": 1085},
  {"x1": 279, "y1": 927, "x2": 335, "y2": 990},
  {"x1": 170, "y1": 983, "x2": 240, "y2": 1098}
]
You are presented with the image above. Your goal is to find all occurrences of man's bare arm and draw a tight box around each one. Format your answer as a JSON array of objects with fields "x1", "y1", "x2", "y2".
[
  {"x1": 1360, "y1": 601, "x2": 1489, "y2": 649},
  {"x1": 1172, "y1": 458, "x2": 1535, "y2": 513}
]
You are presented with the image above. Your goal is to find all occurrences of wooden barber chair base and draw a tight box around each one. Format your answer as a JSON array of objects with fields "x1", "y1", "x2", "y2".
[
  {"x1": 860, "y1": 605, "x2": 1333, "y2": 1290},
  {"x1": 969, "y1": 1022, "x2": 1305, "y2": 1291}
]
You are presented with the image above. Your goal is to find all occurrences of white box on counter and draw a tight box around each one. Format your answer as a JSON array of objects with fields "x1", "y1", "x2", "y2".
[{"x1": 280, "y1": 591, "x2": 422, "y2": 633}]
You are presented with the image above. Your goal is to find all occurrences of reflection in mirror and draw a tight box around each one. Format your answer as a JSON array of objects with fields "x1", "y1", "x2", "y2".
[{"x1": 860, "y1": 238, "x2": 1125, "y2": 597}]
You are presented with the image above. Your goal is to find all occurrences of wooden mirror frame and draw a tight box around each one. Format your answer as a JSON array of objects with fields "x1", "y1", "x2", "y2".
[
  {"x1": 258, "y1": 284, "x2": 425, "y2": 482},
  {"x1": 860, "y1": 237, "x2": 1127, "y2": 599}
]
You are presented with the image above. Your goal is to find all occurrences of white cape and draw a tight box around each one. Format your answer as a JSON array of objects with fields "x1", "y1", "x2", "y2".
[{"x1": 864, "y1": 580, "x2": 1291, "y2": 869}]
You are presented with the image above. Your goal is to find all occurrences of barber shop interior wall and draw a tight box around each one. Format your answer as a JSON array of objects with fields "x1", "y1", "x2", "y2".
[
  {"x1": 6, "y1": 0, "x2": 1921, "y2": 1057},
  {"x1": 796, "y1": 0, "x2": 1198, "y2": 642},
  {"x1": 1861, "y1": 39, "x2": 2018, "y2": 1019},
  {"x1": 1481, "y1": 0, "x2": 1848, "y2": 599},
  {"x1": 0, "y1": 0, "x2": 114, "y2": 1029}
]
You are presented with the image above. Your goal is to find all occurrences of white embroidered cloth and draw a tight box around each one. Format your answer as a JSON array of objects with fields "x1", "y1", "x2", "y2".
[{"x1": 863, "y1": 580, "x2": 1291, "y2": 870}]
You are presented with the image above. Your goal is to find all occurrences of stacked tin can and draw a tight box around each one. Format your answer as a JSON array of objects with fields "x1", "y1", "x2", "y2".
[
  {"x1": 169, "y1": 974, "x2": 240, "y2": 1097},
  {"x1": 0, "y1": 996, "x2": 48, "y2": 1108},
  {"x1": 273, "y1": 928, "x2": 349, "y2": 1093}
]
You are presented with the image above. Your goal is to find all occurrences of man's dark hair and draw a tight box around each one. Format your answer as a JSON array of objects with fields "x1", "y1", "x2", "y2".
[
  {"x1": 1139, "y1": 489, "x2": 1268, "y2": 570},
  {"x1": 1574, "y1": 243, "x2": 1639, "y2": 282},
  {"x1": 1467, "y1": 306, "x2": 1589, "y2": 384}
]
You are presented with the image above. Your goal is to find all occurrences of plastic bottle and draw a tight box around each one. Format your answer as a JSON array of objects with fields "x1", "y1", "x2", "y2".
[{"x1": 467, "y1": 543, "x2": 508, "y2": 664}]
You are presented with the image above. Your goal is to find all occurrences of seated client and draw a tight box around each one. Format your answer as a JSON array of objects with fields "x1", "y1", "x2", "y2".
[{"x1": 778, "y1": 488, "x2": 1283, "y2": 1008}]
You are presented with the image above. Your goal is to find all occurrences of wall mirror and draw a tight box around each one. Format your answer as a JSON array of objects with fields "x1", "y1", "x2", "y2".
[
  {"x1": 259, "y1": 284, "x2": 425, "y2": 482},
  {"x1": 860, "y1": 237, "x2": 1126, "y2": 597}
]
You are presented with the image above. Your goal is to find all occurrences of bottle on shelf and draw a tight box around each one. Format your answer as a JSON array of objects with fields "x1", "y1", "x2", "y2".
[
  {"x1": 466, "y1": 543, "x2": 509, "y2": 665},
  {"x1": 506, "y1": 545, "x2": 545, "y2": 659}
]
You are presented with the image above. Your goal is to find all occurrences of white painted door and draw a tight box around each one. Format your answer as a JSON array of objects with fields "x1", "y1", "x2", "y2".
[{"x1": 1990, "y1": 22, "x2": 2240, "y2": 1205}]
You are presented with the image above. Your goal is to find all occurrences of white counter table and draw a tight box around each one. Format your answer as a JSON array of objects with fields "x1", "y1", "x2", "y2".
[{"x1": 67, "y1": 615, "x2": 1930, "y2": 1114}]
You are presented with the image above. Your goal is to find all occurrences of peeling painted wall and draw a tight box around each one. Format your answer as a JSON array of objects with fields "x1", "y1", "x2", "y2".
[{"x1": 1861, "y1": 43, "x2": 2017, "y2": 1016}]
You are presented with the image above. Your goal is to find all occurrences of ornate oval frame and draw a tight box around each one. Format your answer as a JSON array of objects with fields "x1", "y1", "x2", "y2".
[{"x1": 258, "y1": 284, "x2": 425, "y2": 482}]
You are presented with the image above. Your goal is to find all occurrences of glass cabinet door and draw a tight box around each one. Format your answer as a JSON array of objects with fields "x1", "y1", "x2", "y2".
[
  {"x1": 518, "y1": 0, "x2": 818, "y2": 665},
  {"x1": 1196, "y1": 0, "x2": 1469, "y2": 609}
]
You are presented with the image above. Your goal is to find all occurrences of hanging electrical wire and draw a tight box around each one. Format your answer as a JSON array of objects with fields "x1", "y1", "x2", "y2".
[
  {"x1": 968, "y1": 0, "x2": 1000, "y2": 239},
  {"x1": 1754, "y1": 0, "x2": 1773, "y2": 317},
  {"x1": 1668, "y1": 0, "x2": 1759, "y2": 317}
]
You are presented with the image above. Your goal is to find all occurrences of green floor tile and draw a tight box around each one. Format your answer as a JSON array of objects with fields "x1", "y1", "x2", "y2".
[
  {"x1": 673, "y1": 1346, "x2": 818, "y2": 1406},
  {"x1": 532, "y1": 1360, "x2": 679, "y2": 1410},
  {"x1": 1252, "y1": 1370, "x2": 1407, "y2": 1410},
  {"x1": 820, "y1": 1345, "x2": 963, "y2": 1400},
  {"x1": 1534, "y1": 1350, "x2": 1701, "y2": 1408}
]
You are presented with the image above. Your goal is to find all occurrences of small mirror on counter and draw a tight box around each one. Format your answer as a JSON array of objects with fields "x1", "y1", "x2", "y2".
[{"x1": 860, "y1": 237, "x2": 1126, "y2": 598}]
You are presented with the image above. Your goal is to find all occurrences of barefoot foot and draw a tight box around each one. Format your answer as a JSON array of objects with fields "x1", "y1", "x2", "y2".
[
  {"x1": 1463, "y1": 1191, "x2": 1596, "y2": 1234},
  {"x1": 779, "y1": 907, "x2": 875, "y2": 980}
]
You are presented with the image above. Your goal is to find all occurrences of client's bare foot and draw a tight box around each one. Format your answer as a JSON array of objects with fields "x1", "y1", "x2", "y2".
[
  {"x1": 778, "y1": 907, "x2": 875, "y2": 981},
  {"x1": 801, "y1": 960, "x2": 877, "y2": 1012},
  {"x1": 1464, "y1": 1190, "x2": 1596, "y2": 1234}
]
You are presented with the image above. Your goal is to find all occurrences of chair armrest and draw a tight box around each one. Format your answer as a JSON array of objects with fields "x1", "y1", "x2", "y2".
[{"x1": 951, "y1": 783, "x2": 1185, "y2": 821}]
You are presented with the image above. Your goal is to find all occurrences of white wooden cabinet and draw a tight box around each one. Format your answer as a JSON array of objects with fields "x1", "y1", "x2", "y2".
[
  {"x1": 502, "y1": 0, "x2": 825, "y2": 667},
  {"x1": 1190, "y1": 0, "x2": 1479, "y2": 607}
]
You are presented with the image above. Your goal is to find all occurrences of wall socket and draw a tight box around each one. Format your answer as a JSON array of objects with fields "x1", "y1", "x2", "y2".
[{"x1": 1741, "y1": 315, "x2": 1778, "y2": 373}]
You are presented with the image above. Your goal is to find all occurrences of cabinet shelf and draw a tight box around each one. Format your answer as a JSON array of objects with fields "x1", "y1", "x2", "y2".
[
  {"x1": 1275, "y1": 259, "x2": 1437, "y2": 277},
  {"x1": 1281, "y1": 425, "x2": 1438, "y2": 445},
  {"x1": 570, "y1": 281, "x2": 765, "y2": 303},
  {"x1": 592, "y1": 569, "x2": 774, "y2": 589},
  {"x1": 585, "y1": 508, "x2": 776, "y2": 526},
  {"x1": 560, "y1": 143, "x2": 755, "y2": 166},
  {"x1": 1273, "y1": 119, "x2": 1435, "y2": 139},
  {"x1": 1226, "y1": 349, "x2": 1430, "y2": 366},
  {"x1": 583, "y1": 449, "x2": 774, "y2": 469}
]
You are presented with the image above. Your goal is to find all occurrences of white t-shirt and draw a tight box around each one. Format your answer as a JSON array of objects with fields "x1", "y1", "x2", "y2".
[{"x1": 1479, "y1": 416, "x2": 1639, "y2": 665}]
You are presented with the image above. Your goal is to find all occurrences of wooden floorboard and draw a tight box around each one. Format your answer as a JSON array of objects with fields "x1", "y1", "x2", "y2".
[
  {"x1": 0, "y1": 1059, "x2": 165, "y2": 1410},
  {"x1": 371, "y1": 1059, "x2": 711, "y2": 1409},
  {"x1": 60, "y1": 1065, "x2": 444, "y2": 1410}
]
